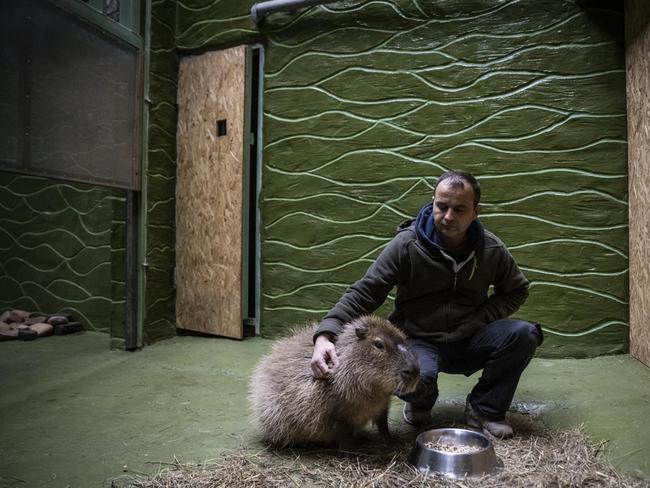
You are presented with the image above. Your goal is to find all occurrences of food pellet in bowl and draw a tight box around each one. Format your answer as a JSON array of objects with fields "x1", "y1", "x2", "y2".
[{"x1": 424, "y1": 441, "x2": 481, "y2": 454}]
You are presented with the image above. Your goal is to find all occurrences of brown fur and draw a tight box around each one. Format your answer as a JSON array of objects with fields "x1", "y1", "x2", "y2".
[{"x1": 249, "y1": 315, "x2": 419, "y2": 448}]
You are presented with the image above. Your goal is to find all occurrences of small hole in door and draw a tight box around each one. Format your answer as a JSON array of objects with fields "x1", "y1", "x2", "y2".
[{"x1": 217, "y1": 119, "x2": 227, "y2": 136}]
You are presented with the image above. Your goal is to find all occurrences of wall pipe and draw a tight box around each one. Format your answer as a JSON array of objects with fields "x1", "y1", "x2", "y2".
[{"x1": 251, "y1": 0, "x2": 341, "y2": 25}]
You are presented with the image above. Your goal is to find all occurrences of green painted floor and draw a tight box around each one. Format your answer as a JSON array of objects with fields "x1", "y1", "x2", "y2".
[{"x1": 1, "y1": 331, "x2": 649, "y2": 488}]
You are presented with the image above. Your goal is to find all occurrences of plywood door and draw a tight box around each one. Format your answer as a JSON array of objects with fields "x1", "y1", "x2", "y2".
[{"x1": 176, "y1": 46, "x2": 246, "y2": 339}]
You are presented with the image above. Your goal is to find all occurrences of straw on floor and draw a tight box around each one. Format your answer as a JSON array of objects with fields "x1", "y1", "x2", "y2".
[{"x1": 119, "y1": 416, "x2": 648, "y2": 488}]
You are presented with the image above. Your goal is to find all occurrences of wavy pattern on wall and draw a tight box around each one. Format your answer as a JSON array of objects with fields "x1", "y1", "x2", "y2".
[
  {"x1": 176, "y1": 0, "x2": 260, "y2": 50},
  {"x1": 144, "y1": 0, "x2": 180, "y2": 342},
  {"x1": 176, "y1": 0, "x2": 627, "y2": 357},
  {"x1": 0, "y1": 173, "x2": 120, "y2": 333},
  {"x1": 260, "y1": 0, "x2": 628, "y2": 358}
]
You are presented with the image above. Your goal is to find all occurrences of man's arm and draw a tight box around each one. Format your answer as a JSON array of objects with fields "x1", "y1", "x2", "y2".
[
  {"x1": 315, "y1": 231, "x2": 410, "y2": 338},
  {"x1": 310, "y1": 232, "x2": 410, "y2": 377}
]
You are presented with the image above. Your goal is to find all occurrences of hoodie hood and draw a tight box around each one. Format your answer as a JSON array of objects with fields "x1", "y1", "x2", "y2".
[{"x1": 414, "y1": 202, "x2": 485, "y2": 260}]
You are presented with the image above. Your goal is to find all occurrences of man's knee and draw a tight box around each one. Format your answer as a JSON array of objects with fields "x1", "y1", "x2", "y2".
[
  {"x1": 508, "y1": 319, "x2": 542, "y2": 353},
  {"x1": 407, "y1": 339, "x2": 441, "y2": 390},
  {"x1": 418, "y1": 368, "x2": 439, "y2": 392}
]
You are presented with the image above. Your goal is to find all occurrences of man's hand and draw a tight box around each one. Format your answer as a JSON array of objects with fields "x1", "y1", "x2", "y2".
[{"x1": 311, "y1": 334, "x2": 339, "y2": 379}]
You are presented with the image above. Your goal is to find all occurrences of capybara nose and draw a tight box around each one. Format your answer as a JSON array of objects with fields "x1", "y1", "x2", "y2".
[
  {"x1": 400, "y1": 368, "x2": 412, "y2": 380},
  {"x1": 400, "y1": 364, "x2": 419, "y2": 380}
]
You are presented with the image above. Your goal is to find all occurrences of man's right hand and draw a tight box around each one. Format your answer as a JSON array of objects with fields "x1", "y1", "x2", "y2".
[{"x1": 311, "y1": 334, "x2": 339, "y2": 379}]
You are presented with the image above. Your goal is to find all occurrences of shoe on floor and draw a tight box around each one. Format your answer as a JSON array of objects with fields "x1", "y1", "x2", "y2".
[
  {"x1": 402, "y1": 402, "x2": 431, "y2": 426},
  {"x1": 464, "y1": 400, "x2": 513, "y2": 439}
]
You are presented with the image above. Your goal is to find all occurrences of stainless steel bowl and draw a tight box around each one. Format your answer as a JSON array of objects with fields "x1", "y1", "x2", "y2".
[{"x1": 409, "y1": 428, "x2": 503, "y2": 479}]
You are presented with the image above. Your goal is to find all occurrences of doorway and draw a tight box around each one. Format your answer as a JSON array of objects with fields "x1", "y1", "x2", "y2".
[{"x1": 175, "y1": 45, "x2": 263, "y2": 339}]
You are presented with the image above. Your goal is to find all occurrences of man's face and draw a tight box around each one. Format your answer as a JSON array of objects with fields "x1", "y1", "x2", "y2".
[{"x1": 432, "y1": 181, "x2": 479, "y2": 246}]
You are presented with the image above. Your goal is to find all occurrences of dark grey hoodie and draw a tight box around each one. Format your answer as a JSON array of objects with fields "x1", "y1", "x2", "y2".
[{"x1": 315, "y1": 203, "x2": 530, "y2": 343}]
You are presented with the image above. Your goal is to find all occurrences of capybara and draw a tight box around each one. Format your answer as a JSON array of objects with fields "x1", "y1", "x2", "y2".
[{"x1": 249, "y1": 315, "x2": 420, "y2": 449}]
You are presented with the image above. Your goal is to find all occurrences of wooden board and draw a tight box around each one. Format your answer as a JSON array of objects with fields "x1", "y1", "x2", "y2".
[
  {"x1": 625, "y1": 0, "x2": 650, "y2": 367},
  {"x1": 175, "y1": 46, "x2": 246, "y2": 339}
]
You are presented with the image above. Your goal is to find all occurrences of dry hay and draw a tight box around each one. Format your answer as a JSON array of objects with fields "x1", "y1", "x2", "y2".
[{"x1": 119, "y1": 417, "x2": 648, "y2": 488}]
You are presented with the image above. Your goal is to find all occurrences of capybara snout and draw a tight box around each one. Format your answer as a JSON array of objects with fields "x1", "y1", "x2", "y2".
[
  {"x1": 396, "y1": 343, "x2": 419, "y2": 396},
  {"x1": 249, "y1": 315, "x2": 420, "y2": 448}
]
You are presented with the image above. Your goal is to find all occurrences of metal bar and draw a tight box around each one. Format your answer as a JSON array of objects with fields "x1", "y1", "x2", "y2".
[
  {"x1": 136, "y1": 0, "x2": 152, "y2": 350},
  {"x1": 125, "y1": 190, "x2": 139, "y2": 350},
  {"x1": 251, "y1": 0, "x2": 340, "y2": 25},
  {"x1": 253, "y1": 44, "x2": 264, "y2": 336},
  {"x1": 241, "y1": 45, "x2": 253, "y2": 330}
]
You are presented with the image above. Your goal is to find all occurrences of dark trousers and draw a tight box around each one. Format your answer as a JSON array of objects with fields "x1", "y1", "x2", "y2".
[{"x1": 399, "y1": 319, "x2": 543, "y2": 421}]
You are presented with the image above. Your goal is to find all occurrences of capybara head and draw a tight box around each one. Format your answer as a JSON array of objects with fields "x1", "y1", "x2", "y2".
[{"x1": 335, "y1": 315, "x2": 420, "y2": 397}]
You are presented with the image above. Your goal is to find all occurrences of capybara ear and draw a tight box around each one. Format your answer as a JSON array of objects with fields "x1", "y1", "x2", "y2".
[{"x1": 354, "y1": 323, "x2": 368, "y2": 339}]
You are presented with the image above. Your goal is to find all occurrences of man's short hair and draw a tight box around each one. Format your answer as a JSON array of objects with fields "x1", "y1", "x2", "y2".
[{"x1": 435, "y1": 170, "x2": 481, "y2": 206}]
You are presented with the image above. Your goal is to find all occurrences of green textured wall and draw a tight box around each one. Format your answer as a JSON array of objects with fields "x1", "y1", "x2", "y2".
[
  {"x1": 0, "y1": 172, "x2": 124, "y2": 337},
  {"x1": 175, "y1": 0, "x2": 627, "y2": 358},
  {"x1": 141, "y1": 0, "x2": 179, "y2": 343}
]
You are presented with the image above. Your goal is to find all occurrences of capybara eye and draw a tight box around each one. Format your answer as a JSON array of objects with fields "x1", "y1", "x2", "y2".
[{"x1": 373, "y1": 339, "x2": 384, "y2": 350}]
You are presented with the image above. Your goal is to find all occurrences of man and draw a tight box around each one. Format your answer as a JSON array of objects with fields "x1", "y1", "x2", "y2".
[{"x1": 311, "y1": 170, "x2": 542, "y2": 438}]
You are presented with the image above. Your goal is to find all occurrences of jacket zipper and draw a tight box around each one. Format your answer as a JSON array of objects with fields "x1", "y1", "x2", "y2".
[{"x1": 440, "y1": 250, "x2": 476, "y2": 291}]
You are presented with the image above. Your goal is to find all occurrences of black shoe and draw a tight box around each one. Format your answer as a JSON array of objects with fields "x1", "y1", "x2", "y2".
[{"x1": 464, "y1": 400, "x2": 513, "y2": 439}]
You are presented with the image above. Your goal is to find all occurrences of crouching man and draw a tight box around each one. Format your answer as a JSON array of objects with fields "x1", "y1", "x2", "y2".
[{"x1": 311, "y1": 170, "x2": 543, "y2": 438}]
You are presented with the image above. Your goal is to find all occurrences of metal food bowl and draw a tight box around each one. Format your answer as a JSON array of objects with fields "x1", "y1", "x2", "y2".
[{"x1": 409, "y1": 428, "x2": 503, "y2": 479}]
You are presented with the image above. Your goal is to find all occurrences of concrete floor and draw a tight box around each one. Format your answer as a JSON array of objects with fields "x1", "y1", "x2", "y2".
[{"x1": 1, "y1": 331, "x2": 649, "y2": 488}]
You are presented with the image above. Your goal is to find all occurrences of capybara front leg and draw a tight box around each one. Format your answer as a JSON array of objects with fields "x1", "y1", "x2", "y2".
[
  {"x1": 333, "y1": 419, "x2": 358, "y2": 452},
  {"x1": 375, "y1": 408, "x2": 391, "y2": 442}
]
